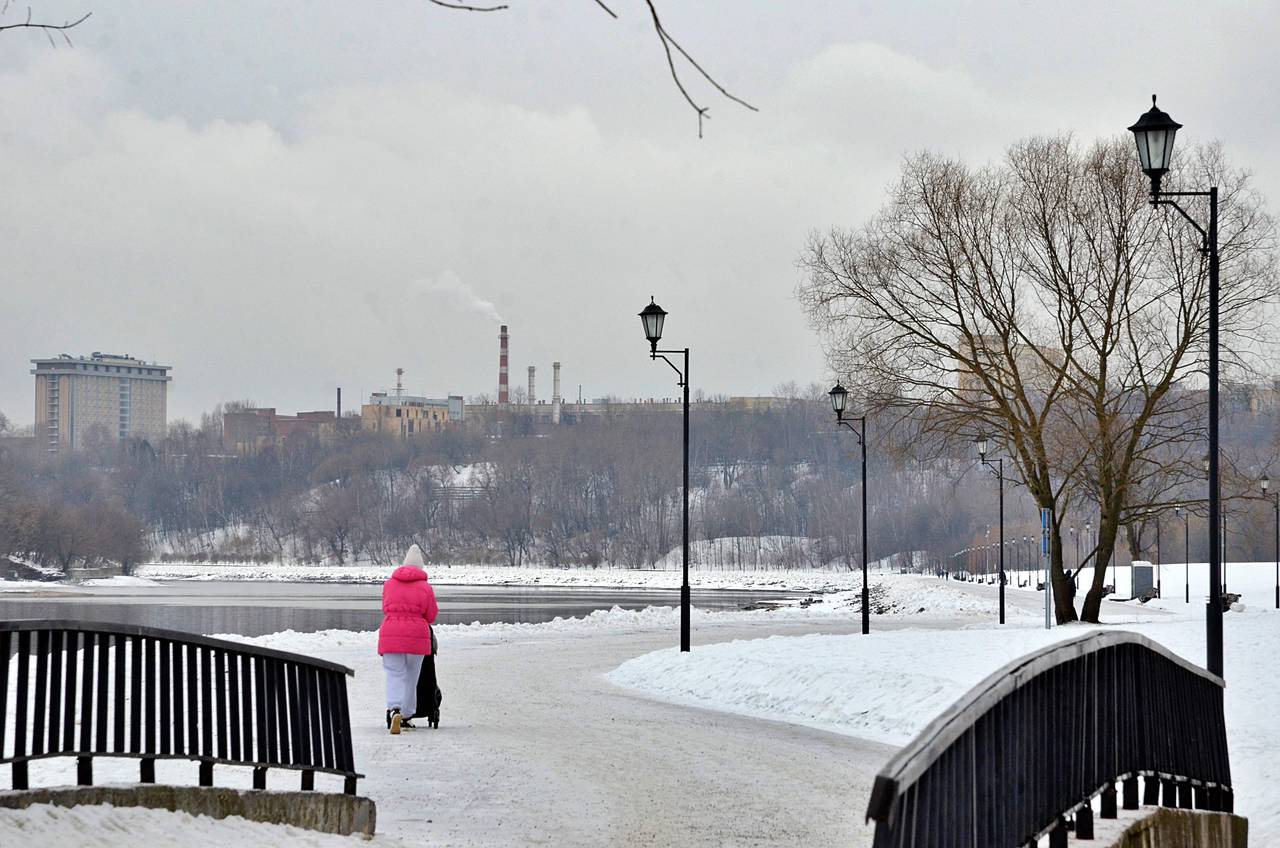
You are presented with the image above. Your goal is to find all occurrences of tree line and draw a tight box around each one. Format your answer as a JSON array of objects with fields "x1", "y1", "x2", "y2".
[{"x1": 3, "y1": 386, "x2": 1279, "y2": 579}]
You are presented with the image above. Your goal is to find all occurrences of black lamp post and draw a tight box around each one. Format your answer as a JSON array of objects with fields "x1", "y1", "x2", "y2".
[
  {"x1": 975, "y1": 435, "x2": 1006, "y2": 624},
  {"x1": 1150, "y1": 511, "x2": 1162, "y2": 599},
  {"x1": 1129, "y1": 94, "x2": 1223, "y2": 677},
  {"x1": 639, "y1": 297, "x2": 691, "y2": 652},
  {"x1": 1024, "y1": 535, "x2": 1031, "y2": 585},
  {"x1": 1263, "y1": 475, "x2": 1279, "y2": 609},
  {"x1": 1175, "y1": 505, "x2": 1190, "y2": 603},
  {"x1": 829, "y1": 382, "x2": 870, "y2": 635}
]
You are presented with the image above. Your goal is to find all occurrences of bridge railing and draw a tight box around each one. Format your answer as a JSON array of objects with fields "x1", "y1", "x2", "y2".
[
  {"x1": 865, "y1": 630, "x2": 1232, "y2": 847},
  {"x1": 1, "y1": 620, "x2": 360, "y2": 795}
]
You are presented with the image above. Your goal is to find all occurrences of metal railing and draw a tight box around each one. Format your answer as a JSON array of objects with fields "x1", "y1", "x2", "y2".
[
  {"x1": 865, "y1": 631, "x2": 1232, "y2": 847},
  {"x1": 1, "y1": 620, "x2": 360, "y2": 795}
]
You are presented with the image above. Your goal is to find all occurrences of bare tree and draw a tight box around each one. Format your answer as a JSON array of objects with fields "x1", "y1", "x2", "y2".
[{"x1": 800, "y1": 135, "x2": 1277, "y2": 622}]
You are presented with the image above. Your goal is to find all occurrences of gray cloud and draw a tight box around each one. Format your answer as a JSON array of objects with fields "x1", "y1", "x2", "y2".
[{"x1": 2, "y1": 2, "x2": 1277, "y2": 424}]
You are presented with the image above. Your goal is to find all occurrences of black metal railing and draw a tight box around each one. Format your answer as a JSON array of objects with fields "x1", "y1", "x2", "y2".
[
  {"x1": 1, "y1": 620, "x2": 361, "y2": 795},
  {"x1": 865, "y1": 631, "x2": 1232, "y2": 847}
]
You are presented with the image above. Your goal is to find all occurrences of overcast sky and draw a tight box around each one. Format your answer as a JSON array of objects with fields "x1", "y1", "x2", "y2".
[{"x1": 3, "y1": 1, "x2": 1278, "y2": 425}]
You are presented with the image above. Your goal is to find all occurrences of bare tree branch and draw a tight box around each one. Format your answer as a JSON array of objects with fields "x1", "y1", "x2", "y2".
[
  {"x1": 640, "y1": 0, "x2": 756, "y2": 137},
  {"x1": 590, "y1": 0, "x2": 619, "y2": 19},
  {"x1": 426, "y1": 0, "x2": 508, "y2": 10},
  {"x1": 0, "y1": 7, "x2": 91, "y2": 45},
  {"x1": 426, "y1": 0, "x2": 755, "y2": 136}
]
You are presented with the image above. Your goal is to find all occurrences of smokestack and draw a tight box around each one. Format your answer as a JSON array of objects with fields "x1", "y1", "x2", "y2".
[
  {"x1": 528, "y1": 366, "x2": 536, "y2": 405},
  {"x1": 498, "y1": 325, "x2": 509, "y2": 405},
  {"x1": 552, "y1": 362, "x2": 562, "y2": 425},
  {"x1": 336, "y1": 387, "x2": 342, "y2": 419}
]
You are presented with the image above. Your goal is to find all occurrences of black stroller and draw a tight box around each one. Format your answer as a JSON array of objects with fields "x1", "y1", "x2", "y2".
[{"x1": 413, "y1": 625, "x2": 443, "y2": 729}]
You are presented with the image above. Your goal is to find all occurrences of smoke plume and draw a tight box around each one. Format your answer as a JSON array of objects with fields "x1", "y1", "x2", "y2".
[{"x1": 408, "y1": 271, "x2": 503, "y2": 323}]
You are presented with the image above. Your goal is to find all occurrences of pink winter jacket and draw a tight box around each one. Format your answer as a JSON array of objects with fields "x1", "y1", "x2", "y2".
[{"x1": 377, "y1": 566, "x2": 439, "y2": 656}]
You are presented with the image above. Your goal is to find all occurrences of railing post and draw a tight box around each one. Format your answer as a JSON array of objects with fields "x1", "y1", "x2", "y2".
[
  {"x1": 253, "y1": 766, "x2": 267, "y2": 790},
  {"x1": 12, "y1": 761, "x2": 28, "y2": 791},
  {"x1": 1161, "y1": 777, "x2": 1178, "y2": 807},
  {"x1": 140, "y1": 757, "x2": 156, "y2": 784},
  {"x1": 199, "y1": 760, "x2": 214, "y2": 787},
  {"x1": 1122, "y1": 776, "x2": 1140, "y2": 810},
  {"x1": 1048, "y1": 816, "x2": 1068, "y2": 848},
  {"x1": 301, "y1": 770, "x2": 315, "y2": 791},
  {"x1": 1177, "y1": 780, "x2": 1194, "y2": 809},
  {"x1": 77, "y1": 756, "x2": 93, "y2": 786},
  {"x1": 1142, "y1": 775, "x2": 1160, "y2": 805},
  {"x1": 1100, "y1": 783, "x2": 1118, "y2": 818},
  {"x1": 1075, "y1": 804, "x2": 1094, "y2": 839}
]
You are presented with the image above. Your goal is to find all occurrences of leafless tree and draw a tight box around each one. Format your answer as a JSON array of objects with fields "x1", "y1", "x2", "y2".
[{"x1": 799, "y1": 135, "x2": 1278, "y2": 622}]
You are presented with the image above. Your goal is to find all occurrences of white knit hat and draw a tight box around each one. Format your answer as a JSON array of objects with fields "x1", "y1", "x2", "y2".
[{"x1": 402, "y1": 544, "x2": 427, "y2": 570}]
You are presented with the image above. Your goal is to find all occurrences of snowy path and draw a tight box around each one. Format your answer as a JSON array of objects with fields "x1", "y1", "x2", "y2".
[{"x1": 350, "y1": 617, "x2": 892, "y2": 847}]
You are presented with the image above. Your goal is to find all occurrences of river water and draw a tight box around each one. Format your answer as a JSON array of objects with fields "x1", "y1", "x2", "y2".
[{"x1": 0, "y1": 581, "x2": 797, "y2": 637}]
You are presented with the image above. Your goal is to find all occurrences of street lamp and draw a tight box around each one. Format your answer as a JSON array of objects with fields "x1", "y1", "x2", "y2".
[
  {"x1": 975, "y1": 435, "x2": 1006, "y2": 624},
  {"x1": 829, "y1": 381, "x2": 870, "y2": 635},
  {"x1": 638, "y1": 297, "x2": 691, "y2": 652},
  {"x1": 1084, "y1": 518, "x2": 1092, "y2": 584},
  {"x1": 1129, "y1": 95, "x2": 1223, "y2": 677},
  {"x1": 1149, "y1": 510, "x2": 1162, "y2": 599},
  {"x1": 1263, "y1": 475, "x2": 1279, "y2": 609},
  {"x1": 1175, "y1": 505, "x2": 1190, "y2": 603}
]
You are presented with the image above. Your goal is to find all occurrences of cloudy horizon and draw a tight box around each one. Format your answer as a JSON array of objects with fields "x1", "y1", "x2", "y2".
[{"x1": 3, "y1": 1, "x2": 1278, "y2": 426}]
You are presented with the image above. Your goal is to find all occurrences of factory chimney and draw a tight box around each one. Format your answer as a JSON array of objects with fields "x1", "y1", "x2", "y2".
[
  {"x1": 498, "y1": 325, "x2": 509, "y2": 405},
  {"x1": 552, "y1": 362, "x2": 562, "y2": 425},
  {"x1": 528, "y1": 366, "x2": 536, "y2": 406}
]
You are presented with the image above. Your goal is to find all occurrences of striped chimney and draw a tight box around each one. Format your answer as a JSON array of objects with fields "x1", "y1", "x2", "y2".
[
  {"x1": 528, "y1": 365, "x2": 536, "y2": 405},
  {"x1": 499, "y1": 325, "x2": 509, "y2": 405}
]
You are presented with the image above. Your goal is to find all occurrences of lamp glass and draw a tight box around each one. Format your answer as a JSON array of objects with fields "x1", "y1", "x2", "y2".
[
  {"x1": 975, "y1": 436, "x2": 989, "y2": 457},
  {"x1": 639, "y1": 298, "x2": 666, "y2": 345},
  {"x1": 828, "y1": 383, "x2": 848, "y2": 415},
  {"x1": 1128, "y1": 95, "x2": 1182, "y2": 178}
]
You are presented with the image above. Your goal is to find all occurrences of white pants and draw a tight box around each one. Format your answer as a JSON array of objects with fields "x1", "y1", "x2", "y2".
[{"x1": 383, "y1": 653, "x2": 425, "y2": 715}]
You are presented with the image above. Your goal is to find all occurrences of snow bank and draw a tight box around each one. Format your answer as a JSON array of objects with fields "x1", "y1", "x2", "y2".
[
  {"x1": 608, "y1": 627, "x2": 1071, "y2": 746},
  {"x1": 80, "y1": 576, "x2": 162, "y2": 588}
]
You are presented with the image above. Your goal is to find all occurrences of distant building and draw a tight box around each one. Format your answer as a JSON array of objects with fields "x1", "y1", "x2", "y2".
[
  {"x1": 465, "y1": 395, "x2": 794, "y2": 430},
  {"x1": 361, "y1": 393, "x2": 465, "y2": 437},
  {"x1": 31, "y1": 352, "x2": 171, "y2": 454},
  {"x1": 222, "y1": 408, "x2": 337, "y2": 455}
]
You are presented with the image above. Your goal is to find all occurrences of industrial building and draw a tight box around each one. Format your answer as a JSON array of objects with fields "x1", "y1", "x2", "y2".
[
  {"x1": 222, "y1": 408, "x2": 337, "y2": 455},
  {"x1": 361, "y1": 369, "x2": 464, "y2": 437},
  {"x1": 31, "y1": 352, "x2": 171, "y2": 454}
]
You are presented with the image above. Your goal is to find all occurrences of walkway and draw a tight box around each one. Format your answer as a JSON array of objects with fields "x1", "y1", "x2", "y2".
[{"x1": 353, "y1": 618, "x2": 891, "y2": 847}]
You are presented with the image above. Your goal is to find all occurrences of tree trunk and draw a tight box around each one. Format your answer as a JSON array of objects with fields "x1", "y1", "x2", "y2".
[{"x1": 1080, "y1": 511, "x2": 1122, "y2": 622}]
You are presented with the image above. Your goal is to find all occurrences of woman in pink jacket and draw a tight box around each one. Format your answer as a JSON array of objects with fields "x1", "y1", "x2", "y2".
[{"x1": 379, "y1": 544, "x2": 438, "y2": 734}]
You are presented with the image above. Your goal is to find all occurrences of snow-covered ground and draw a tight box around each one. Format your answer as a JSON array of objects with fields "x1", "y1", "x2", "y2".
[
  {"x1": 609, "y1": 582, "x2": 1280, "y2": 841},
  {"x1": 0, "y1": 803, "x2": 404, "y2": 848},
  {"x1": 1, "y1": 572, "x2": 1273, "y2": 846},
  {"x1": 137, "y1": 560, "x2": 915, "y2": 591}
]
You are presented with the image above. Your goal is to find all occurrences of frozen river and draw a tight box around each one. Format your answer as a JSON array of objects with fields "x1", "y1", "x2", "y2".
[{"x1": 0, "y1": 580, "x2": 798, "y2": 637}]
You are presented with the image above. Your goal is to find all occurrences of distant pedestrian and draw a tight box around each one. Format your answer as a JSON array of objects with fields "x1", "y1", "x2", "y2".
[{"x1": 378, "y1": 544, "x2": 438, "y2": 734}]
